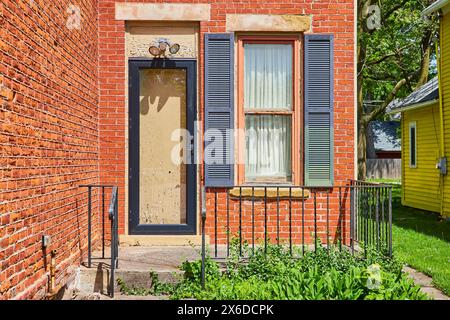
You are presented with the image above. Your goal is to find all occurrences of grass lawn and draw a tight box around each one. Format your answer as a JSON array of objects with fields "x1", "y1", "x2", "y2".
[{"x1": 370, "y1": 180, "x2": 450, "y2": 295}]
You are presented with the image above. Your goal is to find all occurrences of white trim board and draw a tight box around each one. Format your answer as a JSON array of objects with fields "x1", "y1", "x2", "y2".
[
  {"x1": 422, "y1": 0, "x2": 450, "y2": 16},
  {"x1": 387, "y1": 99, "x2": 438, "y2": 114}
]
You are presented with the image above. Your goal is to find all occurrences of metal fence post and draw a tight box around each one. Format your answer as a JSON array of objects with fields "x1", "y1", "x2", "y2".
[
  {"x1": 201, "y1": 187, "x2": 206, "y2": 289},
  {"x1": 87, "y1": 186, "x2": 92, "y2": 268},
  {"x1": 350, "y1": 186, "x2": 355, "y2": 254},
  {"x1": 115, "y1": 188, "x2": 119, "y2": 269},
  {"x1": 240, "y1": 187, "x2": 243, "y2": 256},
  {"x1": 109, "y1": 186, "x2": 118, "y2": 298},
  {"x1": 110, "y1": 213, "x2": 115, "y2": 298},
  {"x1": 376, "y1": 188, "x2": 380, "y2": 251},
  {"x1": 289, "y1": 187, "x2": 292, "y2": 255},
  {"x1": 314, "y1": 190, "x2": 317, "y2": 252},
  {"x1": 326, "y1": 189, "x2": 330, "y2": 252},
  {"x1": 339, "y1": 187, "x2": 342, "y2": 251},
  {"x1": 388, "y1": 186, "x2": 393, "y2": 257},
  {"x1": 102, "y1": 186, "x2": 105, "y2": 259},
  {"x1": 264, "y1": 187, "x2": 268, "y2": 255},
  {"x1": 214, "y1": 191, "x2": 218, "y2": 258}
]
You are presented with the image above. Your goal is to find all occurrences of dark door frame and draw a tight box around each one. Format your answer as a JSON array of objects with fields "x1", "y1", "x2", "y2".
[{"x1": 128, "y1": 58, "x2": 197, "y2": 235}]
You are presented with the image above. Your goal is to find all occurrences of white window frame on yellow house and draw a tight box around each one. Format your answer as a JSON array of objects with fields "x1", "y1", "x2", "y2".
[{"x1": 409, "y1": 121, "x2": 417, "y2": 168}]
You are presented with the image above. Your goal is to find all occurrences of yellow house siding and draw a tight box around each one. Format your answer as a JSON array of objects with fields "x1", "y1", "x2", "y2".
[
  {"x1": 402, "y1": 104, "x2": 441, "y2": 213},
  {"x1": 440, "y1": 14, "x2": 450, "y2": 218}
]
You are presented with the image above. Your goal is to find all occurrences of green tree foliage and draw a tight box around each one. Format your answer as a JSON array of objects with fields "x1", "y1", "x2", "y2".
[{"x1": 357, "y1": 0, "x2": 439, "y2": 178}]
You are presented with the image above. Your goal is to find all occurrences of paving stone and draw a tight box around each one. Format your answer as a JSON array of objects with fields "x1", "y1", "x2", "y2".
[{"x1": 403, "y1": 266, "x2": 450, "y2": 300}]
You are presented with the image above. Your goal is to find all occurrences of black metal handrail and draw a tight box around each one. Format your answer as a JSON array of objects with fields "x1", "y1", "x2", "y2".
[
  {"x1": 108, "y1": 186, "x2": 119, "y2": 298},
  {"x1": 80, "y1": 184, "x2": 119, "y2": 298}
]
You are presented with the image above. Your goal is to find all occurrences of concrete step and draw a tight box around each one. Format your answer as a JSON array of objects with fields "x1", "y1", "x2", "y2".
[
  {"x1": 63, "y1": 245, "x2": 200, "y2": 299},
  {"x1": 61, "y1": 265, "x2": 178, "y2": 300},
  {"x1": 75, "y1": 264, "x2": 182, "y2": 294},
  {"x1": 61, "y1": 245, "x2": 227, "y2": 300}
]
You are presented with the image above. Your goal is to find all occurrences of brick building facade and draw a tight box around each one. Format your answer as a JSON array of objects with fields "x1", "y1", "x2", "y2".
[{"x1": 1, "y1": 0, "x2": 355, "y2": 299}]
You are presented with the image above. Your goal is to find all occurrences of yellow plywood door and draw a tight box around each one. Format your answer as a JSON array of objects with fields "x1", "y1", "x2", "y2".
[
  {"x1": 139, "y1": 68, "x2": 187, "y2": 224},
  {"x1": 402, "y1": 104, "x2": 442, "y2": 213}
]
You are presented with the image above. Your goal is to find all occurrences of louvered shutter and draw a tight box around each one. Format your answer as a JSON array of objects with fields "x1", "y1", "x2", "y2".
[
  {"x1": 204, "y1": 33, "x2": 234, "y2": 187},
  {"x1": 304, "y1": 34, "x2": 334, "y2": 187}
]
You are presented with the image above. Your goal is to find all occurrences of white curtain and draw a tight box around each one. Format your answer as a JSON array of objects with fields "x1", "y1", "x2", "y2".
[
  {"x1": 244, "y1": 44, "x2": 293, "y2": 179},
  {"x1": 246, "y1": 115, "x2": 291, "y2": 178},
  {"x1": 244, "y1": 44, "x2": 292, "y2": 110}
]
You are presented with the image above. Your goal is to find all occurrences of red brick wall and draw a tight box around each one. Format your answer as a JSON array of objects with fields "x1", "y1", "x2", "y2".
[
  {"x1": 97, "y1": 0, "x2": 126, "y2": 234},
  {"x1": 98, "y1": 0, "x2": 355, "y2": 241},
  {"x1": 0, "y1": 0, "x2": 99, "y2": 299},
  {"x1": 0, "y1": 0, "x2": 355, "y2": 299},
  {"x1": 205, "y1": 188, "x2": 351, "y2": 249}
]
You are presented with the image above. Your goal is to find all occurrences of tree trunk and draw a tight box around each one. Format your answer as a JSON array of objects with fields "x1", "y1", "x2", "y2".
[
  {"x1": 416, "y1": 45, "x2": 431, "y2": 89},
  {"x1": 357, "y1": 119, "x2": 368, "y2": 180},
  {"x1": 357, "y1": 36, "x2": 366, "y2": 180}
]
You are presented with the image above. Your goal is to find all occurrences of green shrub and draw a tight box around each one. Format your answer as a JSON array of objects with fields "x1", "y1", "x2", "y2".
[{"x1": 119, "y1": 241, "x2": 428, "y2": 300}]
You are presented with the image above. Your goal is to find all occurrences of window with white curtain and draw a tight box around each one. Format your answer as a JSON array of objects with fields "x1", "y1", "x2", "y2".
[{"x1": 243, "y1": 43, "x2": 293, "y2": 181}]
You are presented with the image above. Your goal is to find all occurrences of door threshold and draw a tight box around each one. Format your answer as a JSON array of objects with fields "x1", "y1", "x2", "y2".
[{"x1": 119, "y1": 235, "x2": 207, "y2": 246}]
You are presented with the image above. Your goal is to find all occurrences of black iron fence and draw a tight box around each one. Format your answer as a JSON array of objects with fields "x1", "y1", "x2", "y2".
[
  {"x1": 350, "y1": 180, "x2": 392, "y2": 256},
  {"x1": 201, "y1": 180, "x2": 392, "y2": 264},
  {"x1": 80, "y1": 184, "x2": 119, "y2": 298}
]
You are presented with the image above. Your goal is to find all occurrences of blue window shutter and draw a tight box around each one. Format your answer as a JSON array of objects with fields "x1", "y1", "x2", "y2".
[
  {"x1": 204, "y1": 33, "x2": 234, "y2": 187},
  {"x1": 304, "y1": 34, "x2": 334, "y2": 187}
]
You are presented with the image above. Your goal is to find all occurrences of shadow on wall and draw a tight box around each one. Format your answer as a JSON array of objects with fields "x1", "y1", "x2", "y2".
[{"x1": 139, "y1": 59, "x2": 186, "y2": 115}]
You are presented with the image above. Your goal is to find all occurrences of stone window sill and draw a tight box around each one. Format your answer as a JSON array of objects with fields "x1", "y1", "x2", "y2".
[{"x1": 228, "y1": 187, "x2": 310, "y2": 199}]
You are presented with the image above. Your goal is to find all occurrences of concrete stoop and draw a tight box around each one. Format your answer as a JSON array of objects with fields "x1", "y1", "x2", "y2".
[
  {"x1": 59, "y1": 245, "x2": 204, "y2": 300},
  {"x1": 63, "y1": 264, "x2": 183, "y2": 300},
  {"x1": 61, "y1": 266, "x2": 178, "y2": 300}
]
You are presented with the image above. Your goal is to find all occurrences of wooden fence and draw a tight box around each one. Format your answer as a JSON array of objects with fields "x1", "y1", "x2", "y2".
[{"x1": 366, "y1": 159, "x2": 401, "y2": 179}]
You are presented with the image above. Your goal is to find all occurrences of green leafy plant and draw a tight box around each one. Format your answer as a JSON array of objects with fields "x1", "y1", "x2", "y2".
[
  {"x1": 117, "y1": 278, "x2": 152, "y2": 296},
  {"x1": 117, "y1": 270, "x2": 176, "y2": 296},
  {"x1": 118, "y1": 240, "x2": 429, "y2": 300}
]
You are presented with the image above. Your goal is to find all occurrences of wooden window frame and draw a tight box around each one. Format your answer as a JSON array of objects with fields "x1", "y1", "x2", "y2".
[
  {"x1": 409, "y1": 121, "x2": 417, "y2": 168},
  {"x1": 237, "y1": 35, "x2": 302, "y2": 185}
]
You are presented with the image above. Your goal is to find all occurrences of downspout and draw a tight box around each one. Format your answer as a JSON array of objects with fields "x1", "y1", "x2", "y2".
[{"x1": 436, "y1": 14, "x2": 446, "y2": 217}]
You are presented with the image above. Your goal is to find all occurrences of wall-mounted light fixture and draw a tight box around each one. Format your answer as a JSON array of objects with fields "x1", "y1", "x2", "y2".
[{"x1": 149, "y1": 38, "x2": 180, "y2": 58}]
